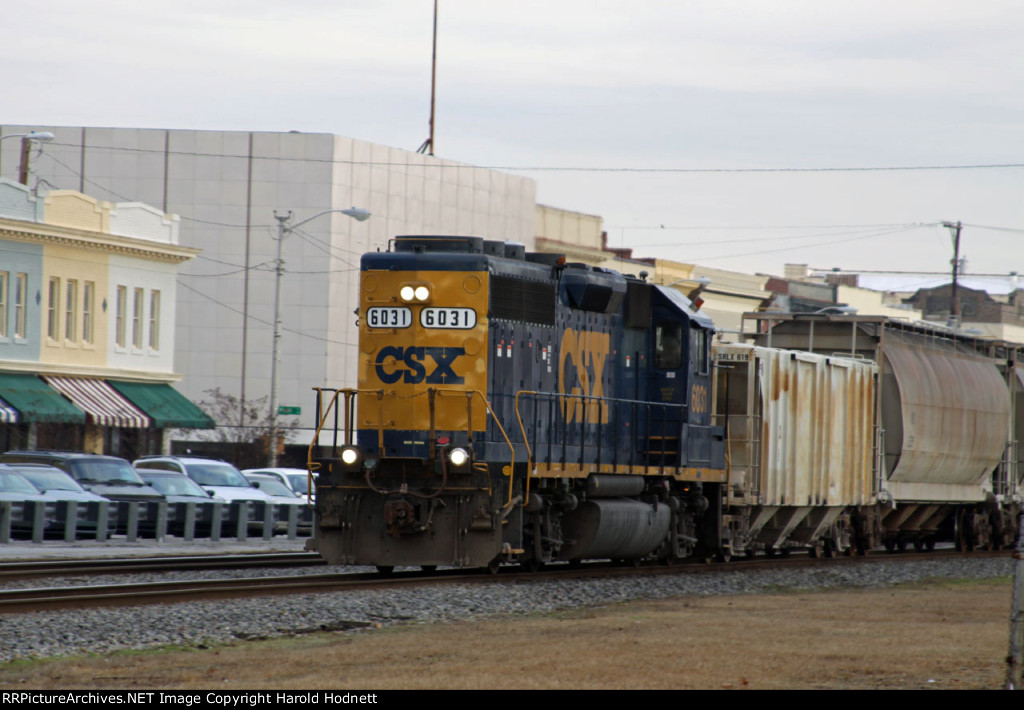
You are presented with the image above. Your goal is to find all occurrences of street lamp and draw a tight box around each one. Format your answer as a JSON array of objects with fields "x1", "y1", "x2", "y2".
[
  {"x1": 267, "y1": 207, "x2": 372, "y2": 465},
  {"x1": 0, "y1": 131, "x2": 55, "y2": 185}
]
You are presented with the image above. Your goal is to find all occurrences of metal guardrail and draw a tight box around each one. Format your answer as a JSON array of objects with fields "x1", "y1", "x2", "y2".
[{"x1": 0, "y1": 500, "x2": 313, "y2": 544}]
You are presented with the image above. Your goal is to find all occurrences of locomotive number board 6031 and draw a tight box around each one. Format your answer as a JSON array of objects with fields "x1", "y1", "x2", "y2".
[
  {"x1": 420, "y1": 307, "x2": 477, "y2": 329},
  {"x1": 367, "y1": 307, "x2": 412, "y2": 328}
]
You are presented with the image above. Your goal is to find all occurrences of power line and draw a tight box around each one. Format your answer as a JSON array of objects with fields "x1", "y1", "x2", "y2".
[
  {"x1": 620, "y1": 224, "x2": 935, "y2": 249},
  {"x1": 176, "y1": 279, "x2": 357, "y2": 347},
  {"x1": 46, "y1": 140, "x2": 1024, "y2": 174},
  {"x1": 631, "y1": 225, "x2": 924, "y2": 262}
]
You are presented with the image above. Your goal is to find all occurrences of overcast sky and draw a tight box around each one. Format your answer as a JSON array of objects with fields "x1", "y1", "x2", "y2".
[{"x1": 4, "y1": 0, "x2": 1022, "y2": 289}]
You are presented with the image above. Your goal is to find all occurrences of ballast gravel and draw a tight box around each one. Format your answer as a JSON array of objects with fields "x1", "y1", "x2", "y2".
[{"x1": 0, "y1": 556, "x2": 1013, "y2": 664}]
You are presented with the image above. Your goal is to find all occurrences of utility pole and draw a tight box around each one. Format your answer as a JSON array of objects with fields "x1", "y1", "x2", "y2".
[
  {"x1": 942, "y1": 221, "x2": 963, "y2": 328},
  {"x1": 269, "y1": 211, "x2": 291, "y2": 467},
  {"x1": 266, "y1": 207, "x2": 371, "y2": 466}
]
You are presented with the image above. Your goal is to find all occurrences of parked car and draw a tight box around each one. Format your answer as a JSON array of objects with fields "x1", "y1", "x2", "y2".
[
  {"x1": 0, "y1": 452, "x2": 165, "y2": 535},
  {"x1": 0, "y1": 452, "x2": 164, "y2": 504},
  {"x1": 133, "y1": 455, "x2": 281, "y2": 532},
  {"x1": 6, "y1": 463, "x2": 108, "y2": 536},
  {"x1": 243, "y1": 473, "x2": 313, "y2": 532},
  {"x1": 0, "y1": 466, "x2": 54, "y2": 537},
  {"x1": 242, "y1": 467, "x2": 317, "y2": 499},
  {"x1": 136, "y1": 470, "x2": 227, "y2": 536}
]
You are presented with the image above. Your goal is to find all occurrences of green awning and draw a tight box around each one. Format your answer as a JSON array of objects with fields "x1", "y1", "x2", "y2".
[
  {"x1": 0, "y1": 372, "x2": 86, "y2": 424},
  {"x1": 107, "y1": 381, "x2": 216, "y2": 429}
]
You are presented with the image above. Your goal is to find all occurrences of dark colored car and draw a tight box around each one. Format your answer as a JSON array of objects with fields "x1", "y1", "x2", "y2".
[
  {"x1": 137, "y1": 470, "x2": 228, "y2": 536},
  {"x1": 5, "y1": 463, "x2": 108, "y2": 536},
  {"x1": 0, "y1": 452, "x2": 165, "y2": 534}
]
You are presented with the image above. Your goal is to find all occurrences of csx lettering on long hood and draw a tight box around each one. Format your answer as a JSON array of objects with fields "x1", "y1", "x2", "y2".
[
  {"x1": 374, "y1": 346, "x2": 466, "y2": 384},
  {"x1": 559, "y1": 328, "x2": 610, "y2": 424}
]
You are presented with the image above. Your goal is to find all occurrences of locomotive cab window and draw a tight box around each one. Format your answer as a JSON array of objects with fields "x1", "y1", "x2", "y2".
[
  {"x1": 655, "y1": 321, "x2": 683, "y2": 370},
  {"x1": 692, "y1": 327, "x2": 709, "y2": 374}
]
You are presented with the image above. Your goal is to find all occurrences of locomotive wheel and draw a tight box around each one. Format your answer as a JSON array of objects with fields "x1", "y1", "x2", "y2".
[
  {"x1": 521, "y1": 558, "x2": 545, "y2": 573},
  {"x1": 808, "y1": 542, "x2": 824, "y2": 559},
  {"x1": 376, "y1": 565, "x2": 395, "y2": 576},
  {"x1": 486, "y1": 557, "x2": 501, "y2": 575},
  {"x1": 715, "y1": 549, "x2": 732, "y2": 563}
]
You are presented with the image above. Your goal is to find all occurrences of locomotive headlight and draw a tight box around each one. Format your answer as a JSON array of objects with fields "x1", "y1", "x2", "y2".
[
  {"x1": 448, "y1": 447, "x2": 470, "y2": 467},
  {"x1": 399, "y1": 283, "x2": 431, "y2": 303},
  {"x1": 340, "y1": 446, "x2": 362, "y2": 466}
]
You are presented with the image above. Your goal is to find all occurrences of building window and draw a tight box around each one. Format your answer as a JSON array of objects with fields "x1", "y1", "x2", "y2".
[
  {"x1": 0, "y1": 272, "x2": 7, "y2": 338},
  {"x1": 14, "y1": 274, "x2": 27, "y2": 339},
  {"x1": 132, "y1": 287, "x2": 144, "y2": 349},
  {"x1": 149, "y1": 290, "x2": 160, "y2": 351},
  {"x1": 116, "y1": 285, "x2": 127, "y2": 348},
  {"x1": 82, "y1": 281, "x2": 94, "y2": 345},
  {"x1": 47, "y1": 277, "x2": 60, "y2": 341},
  {"x1": 65, "y1": 279, "x2": 78, "y2": 342}
]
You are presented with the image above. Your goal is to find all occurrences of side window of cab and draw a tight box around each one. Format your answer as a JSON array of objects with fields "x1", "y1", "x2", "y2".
[
  {"x1": 655, "y1": 321, "x2": 683, "y2": 370},
  {"x1": 692, "y1": 327, "x2": 709, "y2": 375}
]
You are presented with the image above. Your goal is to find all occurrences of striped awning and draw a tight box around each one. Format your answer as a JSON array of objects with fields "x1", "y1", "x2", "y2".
[
  {"x1": 0, "y1": 395, "x2": 17, "y2": 423},
  {"x1": 42, "y1": 376, "x2": 151, "y2": 428}
]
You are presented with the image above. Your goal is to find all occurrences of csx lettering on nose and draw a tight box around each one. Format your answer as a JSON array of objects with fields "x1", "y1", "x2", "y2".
[{"x1": 375, "y1": 346, "x2": 466, "y2": 384}]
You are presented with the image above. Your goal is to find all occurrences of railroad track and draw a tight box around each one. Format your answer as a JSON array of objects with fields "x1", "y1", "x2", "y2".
[
  {"x1": 0, "y1": 552, "x2": 325, "y2": 582},
  {"x1": 0, "y1": 548, "x2": 1003, "y2": 615}
]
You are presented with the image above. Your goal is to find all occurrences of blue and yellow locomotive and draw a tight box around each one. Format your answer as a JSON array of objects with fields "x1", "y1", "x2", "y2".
[{"x1": 308, "y1": 235, "x2": 726, "y2": 570}]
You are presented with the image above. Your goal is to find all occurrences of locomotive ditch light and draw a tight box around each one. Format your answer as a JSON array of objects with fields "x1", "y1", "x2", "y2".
[
  {"x1": 339, "y1": 446, "x2": 363, "y2": 468},
  {"x1": 447, "y1": 447, "x2": 470, "y2": 468}
]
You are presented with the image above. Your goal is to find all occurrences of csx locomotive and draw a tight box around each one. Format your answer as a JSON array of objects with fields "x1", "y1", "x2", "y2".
[
  {"x1": 307, "y1": 235, "x2": 1024, "y2": 570},
  {"x1": 308, "y1": 235, "x2": 726, "y2": 570}
]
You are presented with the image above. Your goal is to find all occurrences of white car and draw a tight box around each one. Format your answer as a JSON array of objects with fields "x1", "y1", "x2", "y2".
[{"x1": 242, "y1": 467, "x2": 317, "y2": 500}]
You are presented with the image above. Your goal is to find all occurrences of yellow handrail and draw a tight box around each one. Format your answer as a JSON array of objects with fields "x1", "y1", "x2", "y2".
[{"x1": 308, "y1": 386, "x2": 517, "y2": 509}]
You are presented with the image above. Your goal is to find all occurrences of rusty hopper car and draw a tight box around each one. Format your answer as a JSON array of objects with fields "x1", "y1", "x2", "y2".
[
  {"x1": 308, "y1": 236, "x2": 726, "y2": 571},
  {"x1": 713, "y1": 343, "x2": 876, "y2": 557},
  {"x1": 745, "y1": 313, "x2": 1022, "y2": 551}
]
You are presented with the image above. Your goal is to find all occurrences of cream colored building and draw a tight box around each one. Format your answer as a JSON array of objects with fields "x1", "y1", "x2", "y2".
[{"x1": 0, "y1": 178, "x2": 210, "y2": 455}]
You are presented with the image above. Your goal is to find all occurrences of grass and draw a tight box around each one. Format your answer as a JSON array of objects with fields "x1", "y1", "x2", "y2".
[{"x1": 0, "y1": 576, "x2": 1014, "y2": 689}]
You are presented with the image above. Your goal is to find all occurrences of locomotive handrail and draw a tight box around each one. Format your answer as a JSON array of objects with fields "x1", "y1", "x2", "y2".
[
  {"x1": 308, "y1": 386, "x2": 517, "y2": 508},
  {"x1": 434, "y1": 389, "x2": 517, "y2": 509},
  {"x1": 514, "y1": 389, "x2": 692, "y2": 486}
]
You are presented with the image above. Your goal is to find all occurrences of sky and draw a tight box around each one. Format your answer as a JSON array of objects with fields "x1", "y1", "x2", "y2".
[{"x1": 4, "y1": 0, "x2": 1023, "y2": 291}]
